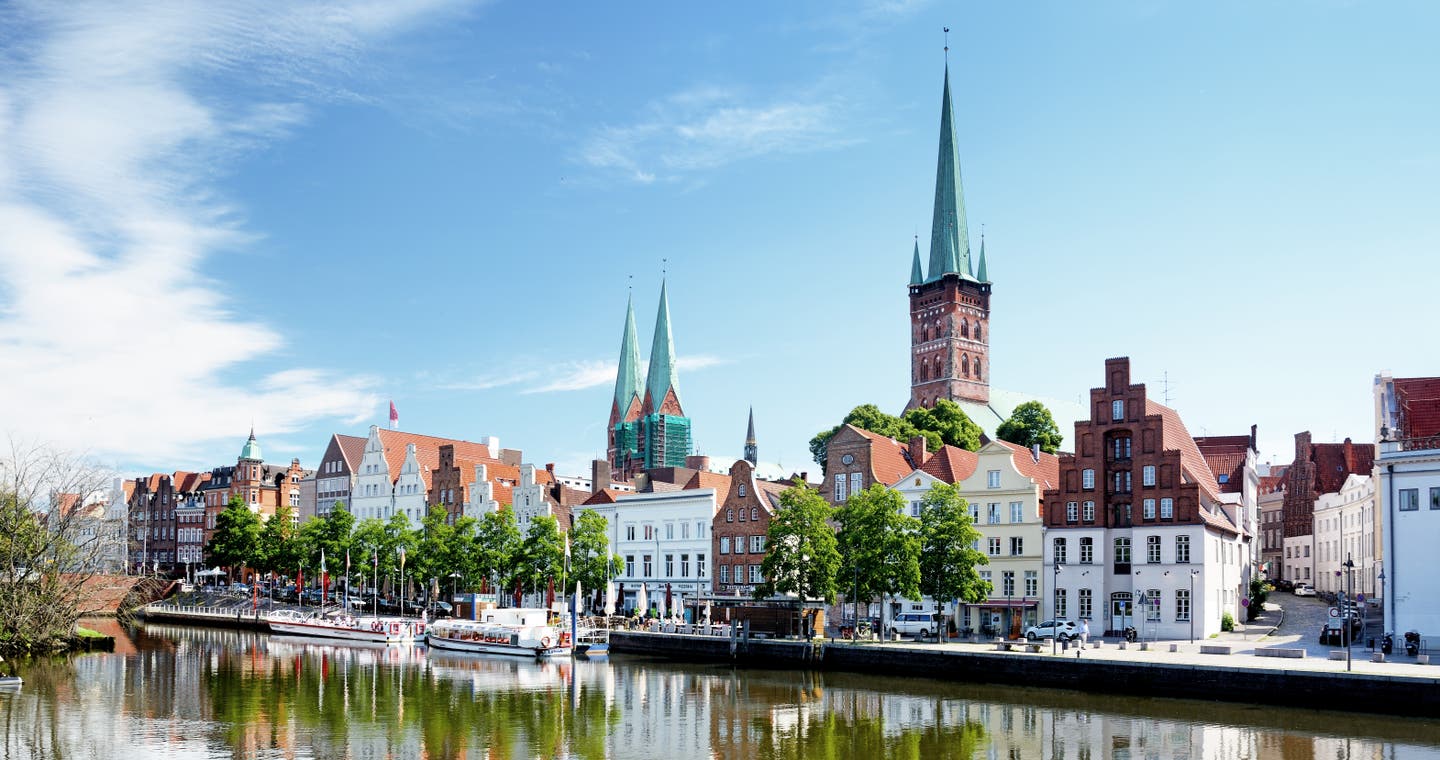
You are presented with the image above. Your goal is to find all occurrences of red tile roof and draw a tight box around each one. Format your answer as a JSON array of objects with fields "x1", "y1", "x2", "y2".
[
  {"x1": 1145, "y1": 400, "x2": 1221, "y2": 502},
  {"x1": 994, "y1": 440, "x2": 1062, "y2": 491},
  {"x1": 683, "y1": 470, "x2": 733, "y2": 495},
  {"x1": 1194, "y1": 435, "x2": 1252, "y2": 494},
  {"x1": 849, "y1": 426, "x2": 918, "y2": 486},
  {"x1": 336, "y1": 434, "x2": 367, "y2": 470},
  {"x1": 1395, "y1": 377, "x2": 1440, "y2": 439},
  {"x1": 918, "y1": 445, "x2": 979, "y2": 484},
  {"x1": 581, "y1": 490, "x2": 621, "y2": 506},
  {"x1": 1310, "y1": 440, "x2": 1373, "y2": 495}
]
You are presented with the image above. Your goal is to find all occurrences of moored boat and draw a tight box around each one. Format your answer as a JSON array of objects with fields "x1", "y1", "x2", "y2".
[
  {"x1": 426, "y1": 608, "x2": 571, "y2": 659},
  {"x1": 266, "y1": 609, "x2": 423, "y2": 644}
]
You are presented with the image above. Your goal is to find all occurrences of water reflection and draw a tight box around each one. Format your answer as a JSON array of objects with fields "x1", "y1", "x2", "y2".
[{"x1": 0, "y1": 623, "x2": 1435, "y2": 759}]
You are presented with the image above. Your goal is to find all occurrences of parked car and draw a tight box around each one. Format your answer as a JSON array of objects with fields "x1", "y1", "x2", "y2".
[
  {"x1": 888, "y1": 612, "x2": 940, "y2": 638},
  {"x1": 230, "y1": 583, "x2": 251, "y2": 595},
  {"x1": 1025, "y1": 620, "x2": 1080, "y2": 642},
  {"x1": 177, "y1": 582, "x2": 195, "y2": 593},
  {"x1": 1272, "y1": 579, "x2": 1294, "y2": 592},
  {"x1": 1293, "y1": 584, "x2": 1316, "y2": 597}
]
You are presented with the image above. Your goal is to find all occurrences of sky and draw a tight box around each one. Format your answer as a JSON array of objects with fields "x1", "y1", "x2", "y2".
[{"x1": 1, "y1": 1, "x2": 1436, "y2": 482}]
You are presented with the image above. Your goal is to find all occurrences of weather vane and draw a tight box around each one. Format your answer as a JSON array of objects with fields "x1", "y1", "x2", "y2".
[{"x1": 944, "y1": 26, "x2": 950, "y2": 62}]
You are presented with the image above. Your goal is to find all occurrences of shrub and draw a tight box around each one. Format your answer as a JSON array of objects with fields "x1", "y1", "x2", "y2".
[{"x1": 1220, "y1": 612, "x2": 1236, "y2": 632}]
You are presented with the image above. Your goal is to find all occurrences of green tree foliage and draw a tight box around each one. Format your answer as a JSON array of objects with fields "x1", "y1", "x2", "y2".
[
  {"x1": 414, "y1": 505, "x2": 457, "y2": 595},
  {"x1": 810, "y1": 400, "x2": 981, "y2": 466},
  {"x1": 995, "y1": 400, "x2": 1064, "y2": 454},
  {"x1": 255, "y1": 502, "x2": 300, "y2": 578},
  {"x1": 205, "y1": 495, "x2": 263, "y2": 580},
  {"x1": 917, "y1": 483, "x2": 990, "y2": 614},
  {"x1": 754, "y1": 481, "x2": 840, "y2": 604},
  {"x1": 516, "y1": 514, "x2": 564, "y2": 598},
  {"x1": 472, "y1": 507, "x2": 521, "y2": 592},
  {"x1": 569, "y1": 509, "x2": 622, "y2": 596},
  {"x1": 1247, "y1": 576, "x2": 1271, "y2": 621},
  {"x1": 836, "y1": 484, "x2": 920, "y2": 634},
  {"x1": 350, "y1": 516, "x2": 398, "y2": 585}
]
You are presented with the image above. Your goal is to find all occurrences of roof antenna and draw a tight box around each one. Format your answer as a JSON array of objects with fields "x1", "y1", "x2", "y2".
[{"x1": 943, "y1": 27, "x2": 949, "y2": 64}]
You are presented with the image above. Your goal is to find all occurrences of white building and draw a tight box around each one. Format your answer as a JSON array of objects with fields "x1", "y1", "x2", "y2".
[
  {"x1": 1312, "y1": 473, "x2": 1376, "y2": 597},
  {"x1": 1376, "y1": 372, "x2": 1440, "y2": 636},
  {"x1": 590, "y1": 487, "x2": 716, "y2": 615},
  {"x1": 1283, "y1": 533, "x2": 1314, "y2": 587}
]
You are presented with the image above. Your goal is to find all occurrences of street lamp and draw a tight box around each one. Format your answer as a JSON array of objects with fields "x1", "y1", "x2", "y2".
[
  {"x1": 1377, "y1": 565, "x2": 1386, "y2": 634},
  {"x1": 1189, "y1": 569, "x2": 1199, "y2": 643},
  {"x1": 1343, "y1": 554, "x2": 1355, "y2": 672},
  {"x1": 1052, "y1": 562, "x2": 1063, "y2": 655},
  {"x1": 449, "y1": 571, "x2": 462, "y2": 605},
  {"x1": 398, "y1": 546, "x2": 407, "y2": 618}
]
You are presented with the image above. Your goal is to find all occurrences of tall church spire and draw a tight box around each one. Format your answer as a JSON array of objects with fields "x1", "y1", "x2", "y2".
[
  {"x1": 744, "y1": 406, "x2": 757, "y2": 465},
  {"x1": 644, "y1": 280, "x2": 681, "y2": 414},
  {"x1": 925, "y1": 65, "x2": 972, "y2": 283},
  {"x1": 909, "y1": 237, "x2": 924, "y2": 285},
  {"x1": 612, "y1": 293, "x2": 643, "y2": 416},
  {"x1": 976, "y1": 234, "x2": 989, "y2": 283}
]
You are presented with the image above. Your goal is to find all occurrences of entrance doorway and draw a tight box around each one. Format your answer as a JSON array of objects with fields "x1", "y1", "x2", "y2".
[{"x1": 1111, "y1": 592, "x2": 1132, "y2": 634}]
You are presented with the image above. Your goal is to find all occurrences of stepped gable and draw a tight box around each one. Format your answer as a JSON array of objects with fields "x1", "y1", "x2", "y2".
[
  {"x1": 1144, "y1": 399, "x2": 1221, "y2": 502},
  {"x1": 851, "y1": 426, "x2": 919, "y2": 486},
  {"x1": 993, "y1": 440, "x2": 1061, "y2": 490},
  {"x1": 1310, "y1": 440, "x2": 1374, "y2": 495},
  {"x1": 1194, "y1": 435, "x2": 1252, "y2": 494},
  {"x1": 1393, "y1": 377, "x2": 1440, "y2": 439},
  {"x1": 918, "y1": 444, "x2": 979, "y2": 484}
]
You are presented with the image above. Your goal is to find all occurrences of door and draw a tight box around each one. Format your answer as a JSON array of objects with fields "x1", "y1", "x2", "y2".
[{"x1": 1111, "y1": 592, "x2": 1132, "y2": 633}]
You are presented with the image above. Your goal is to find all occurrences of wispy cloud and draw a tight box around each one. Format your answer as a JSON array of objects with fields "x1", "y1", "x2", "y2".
[
  {"x1": 579, "y1": 85, "x2": 857, "y2": 183},
  {"x1": 461, "y1": 354, "x2": 732, "y2": 395},
  {"x1": 0, "y1": 1, "x2": 470, "y2": 466}
]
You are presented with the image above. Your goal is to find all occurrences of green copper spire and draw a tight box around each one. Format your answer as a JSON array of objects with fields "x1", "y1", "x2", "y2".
[
  {"x1": 239, "y1": 428, "x2": 262, "y2": 461},
  {"x1": 645, "y1": 280, "x2": 681, "y2": 412},
  {"x1": 976, "y1": 235, "x2": 989, "y2": 283},
  {"x1": 613, "y1": 293, "x2": 643, "y2": 413},
  {"x1": 925, "y1": 65, "x2": 972, "y2": 283},
  {"x1": 909, "y1": 238, "x2": 924, "y2": 285}
]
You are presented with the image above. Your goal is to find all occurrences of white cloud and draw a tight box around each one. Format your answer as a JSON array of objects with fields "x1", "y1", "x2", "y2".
[
  {"x1": 579, "y1": 84, "x2": 856, "y2": 182},
  {"x1": 0, "y1": 1, "x2": 469, "y2": 467},
  {"x1": 512, "y1": 354, "x2": 730, "y2": 395}
]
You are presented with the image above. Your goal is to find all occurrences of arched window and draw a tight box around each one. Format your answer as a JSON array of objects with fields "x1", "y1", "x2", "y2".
[
  {"x1": 974, "y1": 359, "x2": 982, "y2": 380},
  {"x1": 975, "y1": 323, "x2": 983, "y2": 342},
  {"x1": 961, "y1": 354, "x2": 969, "y2": 377},
  {"x1": 726, "y1": 509, "x2": 734, "y2": 522},
  {"x1": 751, "y1": 507, "x2": 759, "y2": 521},
  {"x1": 960, "y1": 320, "x2": 969, "y2": 338}
]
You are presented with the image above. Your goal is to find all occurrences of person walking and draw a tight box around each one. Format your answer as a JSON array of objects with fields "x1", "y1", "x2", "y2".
[{"x1": 1080, "y1": 618, "x2": 1090, "y2": 649}]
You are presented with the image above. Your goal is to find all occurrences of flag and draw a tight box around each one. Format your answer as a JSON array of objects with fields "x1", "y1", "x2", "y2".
[{"x1": 389, "y1": 400, "x2": 399, "y2": 430}]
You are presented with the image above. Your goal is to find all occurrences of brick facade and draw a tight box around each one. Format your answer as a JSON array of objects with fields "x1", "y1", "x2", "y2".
[
  {"x1": 710, "y1": 460, "x2": 777, "y2": 596},
  {"x1": 908, "y1": 274, "x2": 990, "y2": 410}
]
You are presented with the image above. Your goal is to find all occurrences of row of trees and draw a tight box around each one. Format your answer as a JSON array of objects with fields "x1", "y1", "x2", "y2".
[
  {"x1": 755, "y1": 479, "x2": 991, "y2": 633},
  {"x1": 809, "y1": 399, "x2": 1063, "y2": 466},
  {"x1": 204, "y1": 496, "x2": 621, "y2": 602}
]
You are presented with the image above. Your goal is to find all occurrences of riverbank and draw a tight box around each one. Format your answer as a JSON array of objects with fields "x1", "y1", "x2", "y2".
[{"x1": 610, "y1": 630, "x2": 1440, "y2": 718}]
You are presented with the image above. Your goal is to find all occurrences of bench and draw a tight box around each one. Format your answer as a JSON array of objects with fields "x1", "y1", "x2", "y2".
[
  {"x1": 1255, "y1": 647, "x2": 1306, "y2": 659},
  {"x1": 1199, "y1": 644, "x2": 1232, "y2": 655},
  {"x1": 1328, "y1": 650, "x2": 1347, "y2": 661},
  {"x1": 1371, "y1": 652, "x2": 1385, "y2": 663}
]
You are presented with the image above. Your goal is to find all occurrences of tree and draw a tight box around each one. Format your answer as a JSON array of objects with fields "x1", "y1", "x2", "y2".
[
  {"x1": 350, "y1": 515, "x2": 397, "y2": 593},
  {"x1": 569, "y1": 509, "x2": 622, "y2": 599},
  {"x1": 471, "y1": 507, "x2": 521, "y2": 593},
  {"x1": 256, "y1": 502, "x2": 300, "y2": 581},
  {"x1": 414, "y1": 505, "x2": 456, "y2": 599},
  {"x1": 917, "y1": 482, "x2": 990, "y2": 639},
  {"x1": 904, "y1": 399, "x2": 983, "y2": 452},
  {"x1": 810, "y1": 400, "x2": 982, "y2": 466},
  {"x1": 836, "y1": 484, "x2": 920, "y2": 637},
  {"x1": 205, "y1": 495, "x2": 263, "y2": 582},
  {"x1": 754, "y1": 481, "x2": 840, "y2": 606},
  {"x1": 516, "y1": 515, "x2": 564, "y2": 602},
  {"x1": 995, "y1": 400, "x2": 1064, "y2": 454}
]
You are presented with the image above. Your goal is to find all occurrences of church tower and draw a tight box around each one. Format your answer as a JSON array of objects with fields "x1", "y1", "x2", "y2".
[
  {"x1": 607, "y1": 293, "x2": 645, "y2": 474},
  {"x1": 607, "y1": 282, "x2": 694, "y2": 477},
  {"x1": 907, "y1": 63, "x2": 991, "y2": 411}
]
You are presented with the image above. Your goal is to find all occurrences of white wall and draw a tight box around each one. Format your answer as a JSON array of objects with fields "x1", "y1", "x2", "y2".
[
  {"x1": 1379, "y1": 442, "x2": 1440, "y2": 635},
  {"x1": 602, "y1": 489, "x2": 716, "y2": 613}
]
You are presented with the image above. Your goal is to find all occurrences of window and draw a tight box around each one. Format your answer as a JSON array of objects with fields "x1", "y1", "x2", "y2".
[
  {"x1": 1114, "y1": 537, "x2": 1131, "y2": 565},
  {"x1": 720, "y1": 537, "x2": 730, "y2": 554},
  {"x1": 850, "y1": 472, "x2": 863, "y2": 498},
  {"x1": 1002, "y1": 572, "x2": 1015, "y2": 596},
  {"x1": 988, "y1": 537, "x2": 1001, "y2": 556},
  {"x1": 697, "y1": 522, "x2": 705, "y2": 538},
  {"x1": 1147, "y1": 535, "x2": 1161, "y2": 563},
  {"x1": 988, "y1": 470, "x2": 1002, "y2": 489},
  {"x1": 681, "y1": 554, "x2": 690, "y2": 578},
  {"x1": 834, "y1": 474, "x2": 847, "y2": 502},
  {"x1": 1160, "y1": 498, "x2": 1174, "y2": 519},
  {"x1": 1176, "y1": 589, "x2": 1190, "y2": 621},
  {"x1": 1143, "y1": 466, "x2": 1156, "y2": 487},
  {"x1": 626, "y1": 555, "x2": 635, "y2": 576},
  {"x1": 642, "y1": 555, "x2": 652, "y2": 576},
  {"x1": 644, "y1": 524, "x2": 654, "y2": 540},
  {"x1": 1432, "y1": 487, "x2": 1440, "y2": 510},
  {"x1": 1398, "y1": 488, "x2": 1419, "y2": 511},
  {"x1": 1025, "y1": 570, "x2": 1037, "y2": 596},
  {"x1": 1079, "y1": 589, "x2": 1093, "y2": 619},
  {"x1": 726, "y1": 509, "x2": 734, "y2": 522},
  {"x1": 980, "y1": 570, "x2": 992, "y2": 589},
  {"x1": 969, "y1": 503, "x2": 980, "y2": 522},
  {"x1": 1112, "y1": 437, "x2": 1131, "y2": 460},
  {"x1": 1054, "y1": 537, "x2": 1067, "y2": 564},
  {"x1": 988, "y1": 503, "x2": 1001, "y2": 524},
  {"x1": 738, "y1": 484, "x2": 746, "y2": 497},
  {"x1": 1010, "y1": 537, "x2": 1024, "y2": 556},
  {"x1": 1145, "y1": 589, "x2": 1161, "y2": 621},
  {"x1": 1176, "y1": 535, "x2": 1190, "y2": 563},
  {"x1": 1112, "y1": 400, "x2": 1124, "y2": 421},
  {"x1": 1303, "y1": 545, "x2": 1310, "y2": 558},
  {"x1": 1079, "y1": 538, "x2": 1094, "y2": 564},
  {"x1": 750, "y1": 535, "x2": 765, "y2": 553},
  {"x1": 666, "y1": 523, "x2": 674, "y2": 540},
  {"x1": 751, "y1": 507, "x2": 759, "y2": 521},
  {"x1": 720, "y1": 565, "x2": 729, "y2": 584},
  {"x1": 664, "y1": 555, "x2": 674, "y2": 577},
  {"x1": 750, "y1": 565, "x2": 762, "y2": 584},
  {"x1": 1056, "y1": 588, "x2": 1067, "y2": 618},
  {"x1": 1113, "y1": 471, "x2": 1131, "y2": 493},
  {"x1": 697, "y1": 554, "x2": 705, "y2": 577},
  {"x1": 1010, "y1": 502, "x2": 1024, "y2": 523},
  {"x1": 734, "y1": 538, "x2": 745, "y2": 555},
  {"x1": 681, "y1": 522, "x2": 689, "y2": 539},
  {"x1": 1082, "y1": 469, "x2": 1095, "y2": 490},
  {"x1": 1143, "y1": 499, "x2": 1156, "y2": 520},
  {"x1": 910, "y1": 500, "x2": 922, "y2": 517},
  {"x1": 1285, "y1": 547, "x2": 1291, "y2": 559},
  {"x1": 1082, "y1": 501, "x2": 1095, "y2": 522},
  {"x1": 738, "y1": 508, "x2": 746, "y2": 522},
  {"x1": 1066, "y1": 502, "x2": 1078, "y2": 523}
]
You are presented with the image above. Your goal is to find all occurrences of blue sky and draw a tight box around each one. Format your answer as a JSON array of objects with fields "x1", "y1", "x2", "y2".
[{"x1": 1, "y1": 1, "x2": 1435, "y2": 480}]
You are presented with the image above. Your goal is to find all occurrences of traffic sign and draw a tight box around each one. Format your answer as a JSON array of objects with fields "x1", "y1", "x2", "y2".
[
  {"x1": 1328, "y1": 607, "x2": 1339, "y2": 618},
  {"x1": 1241, "y1": 598, "x2": 1250, "y2": 607},
  {"x1": 1357, "y1": 593, "x2": 1366, "y2": 603}
]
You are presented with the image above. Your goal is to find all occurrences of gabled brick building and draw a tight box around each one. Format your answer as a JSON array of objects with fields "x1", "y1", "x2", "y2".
[{"x1": 1278, "y1": 431, "x2": 1373, "y2": 584}]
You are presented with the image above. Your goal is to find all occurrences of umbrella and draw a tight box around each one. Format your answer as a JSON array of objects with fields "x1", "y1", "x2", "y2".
[
  {"x1": 573, "y1": 581, "x2": 582, "y2": 615},
  {"x1": 704, "y1": 600, "x2": 712, "y2": 625},
  {"x1": 665, "y1": 583, "x2": 673, "y2": 618},
  {"x1": 604, "y1": 582, "x2": 615, "y2": 616},
  {"x1": 656, "y1": 590, "x2": 667, "y2": 620},
  {"x1": 636, "y1": 584, "x2": 648, "y2": 617}
]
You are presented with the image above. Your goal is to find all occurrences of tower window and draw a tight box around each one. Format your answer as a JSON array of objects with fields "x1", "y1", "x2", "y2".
[
  {"x1": 961, "y1": 320, "x2": 969, "y2": 338},
  {"x1": 975, "y1": 324, "x2": 982, "y2": 342},
  {"x1": 974, "y1": 360, "x2": 981, "y2": 380},
  {"x1": 961, "y1": 354, "x2": 969, "y2": 377}
]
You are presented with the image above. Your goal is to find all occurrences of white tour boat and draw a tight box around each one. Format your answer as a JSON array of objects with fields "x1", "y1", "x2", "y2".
[
  {"x1": 426, "y1": 608, "x2": 571, "y2": 659},
  {"x1": 266, "y1": 609, "x2": 424, "y2": 644}
]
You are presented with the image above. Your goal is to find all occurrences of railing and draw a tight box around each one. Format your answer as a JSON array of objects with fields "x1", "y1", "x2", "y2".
[{"x1": 1386, "y1": 435, "x2": 1440, "y2": 453}]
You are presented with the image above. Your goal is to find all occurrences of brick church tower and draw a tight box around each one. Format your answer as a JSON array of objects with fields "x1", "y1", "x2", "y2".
[
  {"x1": 907, "y1": 64, "x2": 991, "y2": 411},
  {"x1": 608, "y1": 282, "x2": 693, "y2": 477}
]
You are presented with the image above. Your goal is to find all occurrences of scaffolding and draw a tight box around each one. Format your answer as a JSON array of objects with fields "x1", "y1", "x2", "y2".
[{"x1": 641, "y1": 413, "x2": 692, "y2": 469}]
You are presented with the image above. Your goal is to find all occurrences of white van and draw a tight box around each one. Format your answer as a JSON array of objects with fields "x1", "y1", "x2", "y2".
[{"x1": 888, "y1": 612, "x2": 940, "y2": 638}]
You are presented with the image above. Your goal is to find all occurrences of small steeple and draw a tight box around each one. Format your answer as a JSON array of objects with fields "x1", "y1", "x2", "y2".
[
  {"x1": 976, "y1": 234, "x2": 989, "y2": 283},
  {"x1": 925, "y1": 64, "x2": 973, "y2": 283},
  {"x1": 744, "y1": 406, "x2": 758, "y2": 465},
  {"x1": 239, "y1": 428, "x2": 262, "y2": 461},
  {"x1": 909, "y1": 237, "x2": 924, "y2": 285},
  {"x1": 644, "y1": 280, "x2": 681, "y2": 414},
  {"x1": 612, "y1": 293, "x2": 644, "y2": 416}
]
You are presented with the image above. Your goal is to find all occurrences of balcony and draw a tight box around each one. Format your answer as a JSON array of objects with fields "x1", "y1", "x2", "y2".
[{"x1": 1382, "y1": 435, "x2": 1440, "y2": 453}]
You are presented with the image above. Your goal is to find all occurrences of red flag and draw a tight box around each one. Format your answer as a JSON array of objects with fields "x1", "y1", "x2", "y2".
[{"x1": 389, "y1": 401, "x2": 399, "y2": 429}]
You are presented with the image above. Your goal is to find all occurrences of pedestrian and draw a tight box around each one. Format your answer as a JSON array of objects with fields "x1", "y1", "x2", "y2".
[{"x1": 1080, "y1": 618, "x2": 1090, "y2": 649}]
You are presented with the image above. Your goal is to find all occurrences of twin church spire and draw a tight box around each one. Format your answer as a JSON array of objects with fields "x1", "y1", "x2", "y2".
[{"x1": 608, "y1": 281, "x2": 692, "y2": 475}]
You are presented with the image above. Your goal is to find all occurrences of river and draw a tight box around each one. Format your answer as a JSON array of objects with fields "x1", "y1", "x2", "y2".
[{"x1": 0, "y1": 620, "x2": 1435, "y2": 759}]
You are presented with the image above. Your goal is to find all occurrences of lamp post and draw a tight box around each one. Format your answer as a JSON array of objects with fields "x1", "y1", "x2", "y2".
[
  {"x1": 1343, "y1": 554, "x2": 1355, "y2": 672},
  {"x1": 852, "y1": 563, "x2": 860, "y2": 642},
  {"x1": 398, "y1": 546, "x2": 407, "y2": 618},
  {"x1": 1052, "y1": 562, "x2": 1063, "y2": 655},
  {"x1": 1189, "y1": 569, "x2": 1199, "y2": 644},
  {"x1": 1377, "y1": 565, "x2": 1386, "y2": 635}
]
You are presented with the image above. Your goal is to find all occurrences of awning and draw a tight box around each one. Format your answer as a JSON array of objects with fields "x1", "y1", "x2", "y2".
[{"x1": 964, "y1": 599, "x2": 1038, "y2": 609}]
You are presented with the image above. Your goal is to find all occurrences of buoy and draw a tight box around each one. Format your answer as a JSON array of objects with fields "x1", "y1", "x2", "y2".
[{"x1": 541, "y1": 636, "x2": 552, "y2": 648}]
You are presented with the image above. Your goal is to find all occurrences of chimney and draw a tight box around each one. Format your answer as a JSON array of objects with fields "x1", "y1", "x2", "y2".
[
  {"x1": 591, "y1": 459, "x2": 611, "y2": 495},
  {"x1": 545, "y1": 463, "x2": 555, "y2": 474},
  {"x1": 1249, "y1": 424, "x2": 1258, "y2": 452},
  {"x1": 800, "y1": 471, "x2": 808, "y2": 483},
  {"x1": 1031, "y1": 443, "x2": 1041, "y2": 463},
  {"x1": 909, "y1": 436, "x2": 927, "y2": 467},
  {"x1": 685, "y1": 454, "x2": 711, "y2": 471},
  {"x1": 1343, "y1": 438, "x2": 1354, "y2": 470}
]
